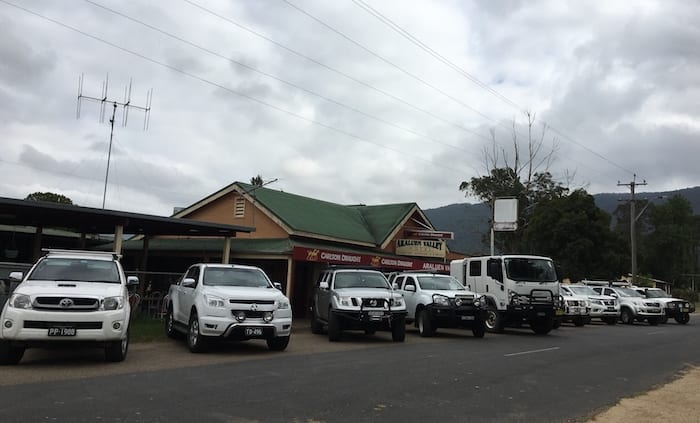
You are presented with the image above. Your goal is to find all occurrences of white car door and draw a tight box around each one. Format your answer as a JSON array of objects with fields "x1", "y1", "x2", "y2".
[
  {"x1": 177, "y1": 265, "x2": 200, "y2": 323},
  {"x1": 400, "y1": 276, "x2": 419, "y2": 319}
]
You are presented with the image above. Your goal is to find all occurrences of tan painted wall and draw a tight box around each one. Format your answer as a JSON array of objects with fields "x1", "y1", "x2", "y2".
[{"x1": 185, "y1": 193, "x2": 289, "y2": 239}]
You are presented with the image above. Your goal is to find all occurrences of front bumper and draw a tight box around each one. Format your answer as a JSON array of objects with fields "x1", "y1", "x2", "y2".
[
  {"x1": 508, "y1": 303, "x2": 556, "y2": 320},
  {"x1": 1, "y1": 307, "x2": 128, "y2": 344},
  {"x1": 589, "y1": 304, "x2": 620, "y2": 318},
  {"x1": 426, "y1": 304, "x2": 485, "y2": 327},
  {"x1": 333, "y1": 309, "x2": 407, "y2": 330},
  {"x1": 197, "y1": 313, "x2": 292, "y2": 339}
]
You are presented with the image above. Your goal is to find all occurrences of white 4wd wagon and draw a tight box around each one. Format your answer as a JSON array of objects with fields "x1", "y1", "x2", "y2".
[
  {"x1": 165, "y1": 263, "x2": 292, "y2": 352},
  {"x1": 0, "y1": 249, "x2": 138, "y2": 364}
]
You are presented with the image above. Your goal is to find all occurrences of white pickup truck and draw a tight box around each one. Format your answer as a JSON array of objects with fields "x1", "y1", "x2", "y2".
[
  {"x1": 0, "y1": 249, "x2": 138, "y2": 364},
  {"x1": 165, "y1": 263, "x2": 292, "y2": 352}
]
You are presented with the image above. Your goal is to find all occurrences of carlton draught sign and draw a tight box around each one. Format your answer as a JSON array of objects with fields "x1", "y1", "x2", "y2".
[{"x1": 292, "y1": 247, "x2": 448, "y2": 272}]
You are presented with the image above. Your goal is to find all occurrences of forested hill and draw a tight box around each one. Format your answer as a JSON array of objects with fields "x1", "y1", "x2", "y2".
[{"x1": 424, "y1": 186, "x2": 700, "y2": 255}]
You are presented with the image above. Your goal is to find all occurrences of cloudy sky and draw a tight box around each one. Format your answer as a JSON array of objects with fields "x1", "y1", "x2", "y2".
[{"x1": 1, "y1": 0, "x2": 698, "y2": 216}]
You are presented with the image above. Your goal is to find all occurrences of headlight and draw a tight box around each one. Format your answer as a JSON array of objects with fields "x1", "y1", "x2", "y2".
[
  {"x1": 390, "y1": 297, "x2": 403, "y2": 307},
  {"x1": 475, "y1": 296, "x2": 485, "y2": 307},
  {"x1": 204, "y1": 295, "x2": 225, "y2": 308},
  {"x1": 9, "y1": 293, "x2": 32, "y2": 309},
  {"x1": 432, "y1": 294, "x2": 450, "y2": 307},
  {"x1": 592, "y1": 299, "x2": 603, "y2": 306},
  {"x1": 276, "y1": 299, "x2": 290, "y2": 310},
  {"x1": 102, "y1": 296, "x2": 124, "y2": 310},
  {"x1": 337, "y1": 296, "x2": 353, "y2": 307}
]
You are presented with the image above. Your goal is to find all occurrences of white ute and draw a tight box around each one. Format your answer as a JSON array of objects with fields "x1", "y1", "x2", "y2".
[
  {"x1": 0, "y1": 249, "x2": 138, "y2": 364},
  {"x1": 165, "y1": 263, "x2": 292, "y2": 352},
  {"x1": 561, "y1": 284, "x2": 619, "y2": 325}
]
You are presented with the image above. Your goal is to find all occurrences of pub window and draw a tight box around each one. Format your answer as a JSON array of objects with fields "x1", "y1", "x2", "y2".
[{"x1": 234, "y1": 197, "x2": 245, "y2": 218}]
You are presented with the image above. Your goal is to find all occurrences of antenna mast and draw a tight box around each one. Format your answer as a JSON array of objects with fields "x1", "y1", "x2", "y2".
[{"x1": 77, "y1": 73, "x2": 153, "y2": 208}]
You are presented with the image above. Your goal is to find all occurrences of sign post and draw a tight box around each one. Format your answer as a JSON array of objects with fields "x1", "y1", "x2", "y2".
[{"x1": 491, "y1": 198, "x2": 518, "y2": 255}]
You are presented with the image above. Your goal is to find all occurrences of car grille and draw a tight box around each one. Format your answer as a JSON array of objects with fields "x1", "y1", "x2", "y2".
[
  {"x1": 231, "y1": 310, "x2": 265, "y2": 319},
  {"x1": 361, "y1": 298, "x2": 388, "y2": 308},
  {"x1": 645, "y1": 301, "x2": 661, "y2": 307},
  {"x1": 602, "y1": 299, "x2": 616, "y2": 306},
  {"x1": 33, "y1": 297, "x2": 100, "y2": 311},
  {"x1": 23, "y1": 321, "x2": 103, "y2": 329},
  {"x1": 229, "y1": 299, "x2": 275, "y2": 305}
]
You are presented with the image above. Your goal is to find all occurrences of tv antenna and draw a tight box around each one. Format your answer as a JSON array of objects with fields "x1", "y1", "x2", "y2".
[{"x1": 76, "y1": 73, "x2": 153, "y2": 208}]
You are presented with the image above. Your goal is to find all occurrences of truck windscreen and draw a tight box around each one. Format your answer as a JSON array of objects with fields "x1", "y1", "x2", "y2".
[{"x1": 504, "y1": 258, "x2": 557, "y2": 282}]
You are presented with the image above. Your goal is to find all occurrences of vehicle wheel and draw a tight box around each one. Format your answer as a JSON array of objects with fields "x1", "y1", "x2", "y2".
[
  {"x1": 417, "y1": 310, "x2": 435, "y2": 337},
  {"x1": 472, "y1": 320, "x2": 486, "y2": 338},
  {"x1": 620, "y1": 308, "x2": 634, "y2": 325},
  {"x1": 660, "y1": 315, "x2": 668, "y2": 324},
  {"x1": 530, "y1": 318, "x2": 553, "y2": 335},
  {"x1": 266, "y1": 336, "x2": 290, "y2": 351},
  {"x1": 675, "y1": 313, "x2": 690, "y2": 324},
  {"x1": 603, "y1": 317, "x2": 617, "y2": 325},
  {"x1": 187, "y1": 310, "x2": 207, "y2": 353},
  {"x1": 484, "y1": 306, "x2": 504, "y2": 333},
  {"x1": 105, "y1": 331, "x2": 129, "y2": 362},
  {"x1": 391, "y1": 316, "x2": 406, "y2": 342},
  {"x1": 574, "y1": 316, "x2": 585, "y2": 327},
  {"x1": 310, "y1": 307, "x2": 323, "y2": 334},
  {"x1": 648, "y1": 317, "x2": 659, "y2": 326},
  {"x1": 328, "y1": 311, "x2": 342, "y2": 342},
  {"x1": 164, "y1": 305, "x2": 179, "y2": 339},
  {"x1": 0, "y1": 340, "x2": 24, "y2": 365}
]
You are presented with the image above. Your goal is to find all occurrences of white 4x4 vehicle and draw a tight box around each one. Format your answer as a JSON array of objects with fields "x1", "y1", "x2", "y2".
[
  {"x1": 391, "y1": 272, "x2": 486, "y2": 338},
  {"x1": 0, "y1": 249, "x2": 138, "y2": 365},
  {"x1": 165, "y1": 263, "x2": 292, "y2": 352},
  {"x1": 557, "y1": 290, "x2": 589, "y2": 327},
  {"x1": 310, "y1": 268, "x2": 406, "y2": 342},
  {"x1": 561, "y1": 284, "x2": 619, "y2": 325},
  {"x1": 592, "y1": 286, "x2": 663, "y2": 325},
  {"x1": 634, "y1": 287, "x2": 694, "y2": 324}
]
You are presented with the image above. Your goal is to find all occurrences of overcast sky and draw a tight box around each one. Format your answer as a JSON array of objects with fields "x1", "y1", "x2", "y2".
[{"x1": 1, "y1": 0, "x2": 698, "y2": 216}]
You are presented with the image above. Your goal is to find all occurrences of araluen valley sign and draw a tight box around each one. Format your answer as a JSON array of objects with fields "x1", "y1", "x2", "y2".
[{"x1": 292, "y1": 246, "x2": 449, "y2": 273}]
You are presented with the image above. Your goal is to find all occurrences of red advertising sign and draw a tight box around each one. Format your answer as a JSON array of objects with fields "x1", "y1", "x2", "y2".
[{"x1": 292, "y1": 246, "x2": 449, "y2": 273}]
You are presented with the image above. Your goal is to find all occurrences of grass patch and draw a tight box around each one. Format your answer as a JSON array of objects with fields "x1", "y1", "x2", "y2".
[{"x1": 129, "y1": 314, "x2": 166, "y2": 343}]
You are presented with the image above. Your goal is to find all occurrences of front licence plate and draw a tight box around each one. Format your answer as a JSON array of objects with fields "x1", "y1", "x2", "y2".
[
  {"x1": 244, "y1": 327, "x2": 264, "y2": 337},
  {"x1": 48, "y1": 327, "x2": 76, "y2": 336},
  {"x1": 461, "y1": 315, "x2": 475, "y2": 321},
  {"x1": 368, "y1": 311, "x2": 384, "y2": 317},
  {"x1": 681, "y1": 308, "x2": 689, "y2": 312}
]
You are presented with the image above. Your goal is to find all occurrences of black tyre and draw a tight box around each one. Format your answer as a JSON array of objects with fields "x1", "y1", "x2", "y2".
[
  {"x1": 328, "y1": 311, "x2": 342, "y2": 342},
  {"x1": 417, "y1": 310, "x2": 435, "y2": 337},
  {"x1": 0, "y1": 340, "x2": 24, "y2": 365},
  {"x1": 472, "y1": 320, "x2": 486, "y2": 338},
  {"x1": 310, "y1": 307, "x2": 323, "y2": 334},
  {"x1": 164, "y1": 305, "x2": 179, "y2": 339},
  {"x1": 574, "y1": 316, "x2": 585, "y2": 327},
  {"x1": 530, "y1": 318, "x2": 553, "y2": 335},
  {"x1": 675, "y1": 313, "x2": 690, "y2": 324},
  {"x1": 391, "y1": 316, "x2": 406, "y2": 342},
  {"x1": 187, "y1": 310, "x2": 207, "y2": 353},
  {"x1": 484, "y1": 306, "x2": 504, "y2": 333},
  {"x1": 603, "y1": 317, "x2": 617, "y2": 325},
  {"x1": 267, "y1": 336, "x2": 290, "y2": 351},
  {"x1": 105, "y1": 331, "x2": 129, "y2": 362},
  {"x1": 620, "y1": 308, "x2": 634, "y2": 325}
]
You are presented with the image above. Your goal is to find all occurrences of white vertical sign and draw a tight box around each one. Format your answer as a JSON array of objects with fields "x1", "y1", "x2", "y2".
[{"x1": 493, "y1": 198, "x2": 518, "y2": 231}]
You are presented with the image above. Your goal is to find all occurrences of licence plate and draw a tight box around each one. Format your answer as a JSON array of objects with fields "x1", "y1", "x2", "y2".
[
  {"x1": 606, "y1": 308, "x2": 616, "y2": 311},
  {"x1": 368, "y1": 311, "x2": 384, "y2": 317},
  {"x1": 244, "y1": 327, "x2": 264, "y2": 337},
  {"x1": 681, "y1": 308, "x2": 689, "y2": 312},
  {"x1": 48, "y1": 327, "x2": 76, "y2": 336},
  {"x1": 537, "y1": 312, "x2": 546, "y2": 317},
  {"x1": 555, "y1": 309, "x2": 564, "y2": 316},
  {"x1": 461, "y1": 315, "x2": 475, "y2": 321}
]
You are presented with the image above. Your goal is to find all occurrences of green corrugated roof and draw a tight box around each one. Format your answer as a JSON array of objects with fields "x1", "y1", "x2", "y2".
[{"x1": 238, "y1": 182, "x2": 415, "y2": 245}]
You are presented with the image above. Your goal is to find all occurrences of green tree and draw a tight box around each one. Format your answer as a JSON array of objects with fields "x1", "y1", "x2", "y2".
[
  {"x1": 522, "y1": 189, "x2": 627, "y2": 282},
  {"x1": 25, "y1": 192, "x2": 73, "y2": 205},
  {"x1": 639, "y1": 196, "x2": 697, "y2": 287},
  {"x1": 250, "y1": 175, "x2": 264, "y2": 186}
]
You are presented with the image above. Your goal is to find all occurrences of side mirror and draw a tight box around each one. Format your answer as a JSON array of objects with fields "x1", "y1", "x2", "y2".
[
  {"x1": 392, "y1": 282, "x2": 399, "y2": 290},
  {"x1": 182, "y1": 277, "x2": 196, "y2": 288},
  {"x1": 610, "y1": 293, "x2": 618, "y2": 298},
  {"x1": 319, "y1": 281, "x2": 329, "y2": 290},
  {"x1": 9, "y1": 271, "x2": 23, "y2": 281},
  {"x1": 405, "y1": 284, "x2": 416, "y2": 292},
  {"x1": 273, "y1": 282, "x2": 283, "y2": 291},
  {"x1": 126, "y1": 276, "x2": 139, "y2": 291}
]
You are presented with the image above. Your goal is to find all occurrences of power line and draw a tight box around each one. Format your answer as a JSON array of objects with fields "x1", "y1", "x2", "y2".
[
  {"x1": 83, "y1": 0, "x2": 484, "y2": 154},
  {"x1": 349, "y1": 0, "x2": 637, "y2": 177},
  {"x1": 0, "y1": 0, "x2": 475, "y2": 178},
  {"x1": 281, "y1": 0, "x2": 521, "y2": 137},
  {"x1": 182, "y1": 0, "x2": 490, "y2": 143}
]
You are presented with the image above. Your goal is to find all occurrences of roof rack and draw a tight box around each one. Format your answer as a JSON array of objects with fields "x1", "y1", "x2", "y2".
[{"x1": 42, "y1": 249, "x2": 121, "y2": 261}]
